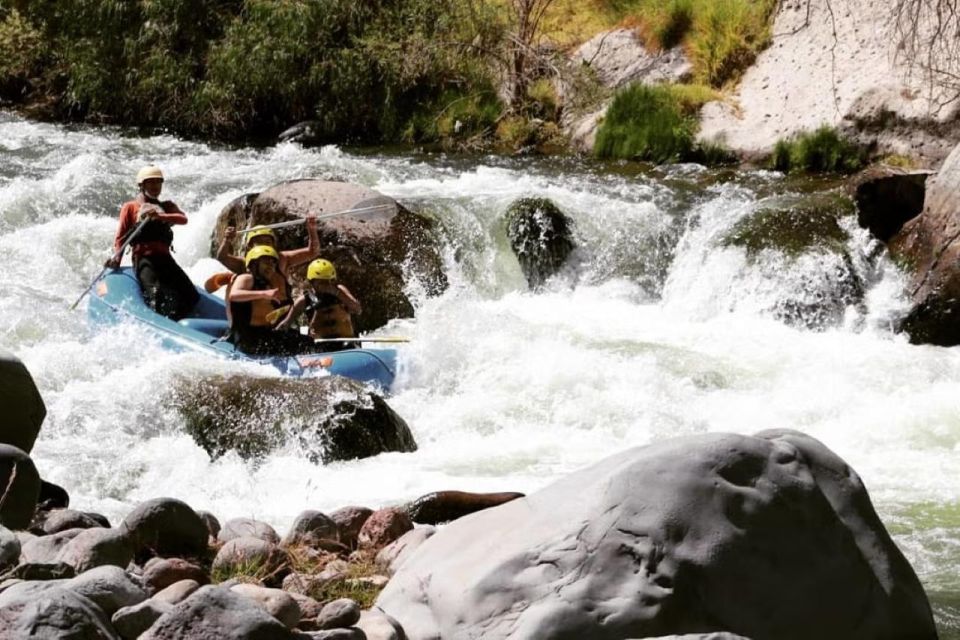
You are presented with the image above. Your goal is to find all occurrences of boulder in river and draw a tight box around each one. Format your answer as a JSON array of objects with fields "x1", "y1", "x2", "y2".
[
  {"x1": 888, "y1": 140, "x2": 960, "y2": 345},
  {"x1": 0, "y1": 444, "x2": 40, "y2": 531},
  {"x1": 120, "y1": 497, "x2": 209, "y2": 560},
  {"x1": 171, "y1": 374, "x2": 417, "y2": 465},
  {"x1": 848, "y1": 165, "x2": 929, "y2": 243},
  {"x1": 210, "y1": 180, "x2": 448, "y2": 333},
  {"x1": 404, "y1": 490, "x2": 525, "y2": 525},
  {"x1": 0, "y1": 349, "x2": 45, "y2": 454},
  {"x1": 376, "y1": 430, "x2": 936, "y2": 640},
  {"x1": 721, "y1": 192, "x2": 865, "y2": 329},
  {"x1": 505, "y1": 197, "x2": 575, "y2": 290}
]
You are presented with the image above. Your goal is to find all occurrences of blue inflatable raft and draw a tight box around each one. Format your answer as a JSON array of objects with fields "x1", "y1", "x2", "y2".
[{"x1": 87, "y1": 268, "x2": 397, "y2": 390}]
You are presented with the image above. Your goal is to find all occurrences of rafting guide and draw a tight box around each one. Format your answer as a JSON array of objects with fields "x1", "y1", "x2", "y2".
[{"x1": 105, "y1": 166, "x2": 199, "y2": 320}]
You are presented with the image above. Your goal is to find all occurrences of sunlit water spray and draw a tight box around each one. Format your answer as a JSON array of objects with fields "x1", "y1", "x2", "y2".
[{"x1": 1, "y1": 111, "x2": 958, "y2": 631}]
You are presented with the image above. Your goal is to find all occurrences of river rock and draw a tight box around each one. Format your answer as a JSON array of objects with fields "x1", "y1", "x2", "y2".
[
  {"x1": 505, "y1": 198, "x2": 575, "y2": 289},
  {"x1": 211, "y1": 537, "x2": 289, "y2": 586},
  {"x1": 37, "y1": 479, "x2": 70, "y2": 510},
  {"x1": 721, "y1": 192, "x2": 865, "y2": 329},
  {"x1": 0, "y1": 583, "x2": 119, "y2": 639},
  {"x1": 283, "y1": 511, "x2": 339, "y2": 548},
  {"x1": 0, "y1": 527, "x2": 19, "y2": 572},
  {"x1": 141, "y1": 584, "x2": 292, "y2": 639},
  {"x1": 357, "y1": 508, "x2": 412, "y2": 555},
  {"x1": 55, "y1": 527, "x2": 134, "y2": 573},
  {"x1": 197, "y1": 510, "x2": 221, "y2": 540},
  {"x1": 112, "y1": 598, "x2": 173, "y2": 640},
  {"x1": 377, "y1": 430, "x2": 936, "y2": 640},
  {"x1": 315, "y1": 597, "x2": 361, "y2": 630},
  {"x1": 40, "y1": 508, "x2": 105, "y2": 535},
  {"x1": 172, "y1": 374, "x2": 416, "y2": 465},
  {"x1": 210, "y1": 179, "x2": 447, "y2": 333},
  {"x1": 303, "y1": 630, "x2": 366, "y2": 640},
  {"x1": 330, "y1": 507, "x2": 373, "y2": 549},
  {"x1": 65, "y1": 565, "x2": 148, "y2": 615},
  {"x1": 356, "y1": 608, "x2": 406, "y2": 640},
  {"x1": 20, "y1": 527, "x2": 84, "y2": 563},
  {"x1": 0, "y1": 444, "x2": 40, "y2": 530},
  {"x1": 375, "y1": 527, "x2": 435, "y2": 577},
  {"x1": 0, "y1": 349, "x2": 46, "y2": 454},
  {"x1": 888, "y1": 140, "x2": 960, "y2": 345},
  {"x1": 153, "y1": 579, "x2": 201, "y2": 605},
  {"x1": 231, "y1": 583, "x2": 301, "y2": 629},
  {"x1": 143, "y1": 557, "x2": 208, "y2": 594},
  {"x1": 404, "y1": 490, "x2": 524, "y2": 525},
  {"x1": 849, "y1": 165, "x2": 929, "y2": 242},
  {"x1": 278, "y1": 120, "x2": 324, "y2": 146},
  {"x1": 121, "y1": 497, "x2": 209, "y2": 559},
  {"x1": 219, "y1": 517, "x2": 280, "y2": 544}
]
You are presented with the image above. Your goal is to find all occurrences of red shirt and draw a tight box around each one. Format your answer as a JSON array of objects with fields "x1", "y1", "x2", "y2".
[{"x1": 114, "y1": 196, "x2": 188, "y2": 258}]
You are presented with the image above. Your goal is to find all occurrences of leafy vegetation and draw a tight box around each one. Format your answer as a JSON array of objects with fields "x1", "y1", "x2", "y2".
[
  {"x1": 594, "y1": 82, "x2": 732, "y2": 163},
  {"x1": 771, "y1": 127, "x2": 867, "y2": 174},
  {"x1": 599, "y1": 0, "x2": 777, "y2": 86},
  {"x1": 0, "y1": 0, "x2": 501, "y2": 142}
]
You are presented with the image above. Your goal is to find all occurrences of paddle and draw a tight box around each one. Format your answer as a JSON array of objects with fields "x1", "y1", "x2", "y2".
[
  {"x1": 314, "y1": 337, "x2": 410, "y2": 344},
  {"x1": 237, "y1": 203, "x2": 395, "y2": 235},
  {"x1": 70, "y1": 217, "x2": 151, "y2": 310}
]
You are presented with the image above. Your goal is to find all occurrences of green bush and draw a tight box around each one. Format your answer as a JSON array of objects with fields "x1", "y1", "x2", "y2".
[
  {"x1": 0, "y1": 9, "x2": 46, "y2": 92},
  {"x1": 594, "y1": 84, "x2": 694, "y2": 162},
  {"x1": 771, "y1": 126, "x2": 866, "y2": 174}
]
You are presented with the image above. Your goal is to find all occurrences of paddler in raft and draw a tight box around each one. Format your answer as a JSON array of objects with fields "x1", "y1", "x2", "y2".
[
  {"x1": 226, "y1": 246, "x2": 316, "y2": 356},
  {"x1": 106, "y1": 166, "x2": 199, "y2": 320},
  {"x1": 274, "y1": 258, "x2": 362, "y2": 353}
]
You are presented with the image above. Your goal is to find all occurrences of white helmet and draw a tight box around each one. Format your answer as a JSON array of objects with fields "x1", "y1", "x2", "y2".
[{"x1": 136, "y1": 166, "x2": 164, "y2": 184}]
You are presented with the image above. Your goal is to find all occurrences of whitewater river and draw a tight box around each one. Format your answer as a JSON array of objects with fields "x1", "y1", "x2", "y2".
[{"x1": 1, "y1": 111, "x2": 958, "y2": 633}]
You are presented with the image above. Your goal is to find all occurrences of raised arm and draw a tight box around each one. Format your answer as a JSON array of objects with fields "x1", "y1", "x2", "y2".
[
  {"x1": 280, "y1": 215, "x2": 319, "y2": 269},
  {"x1": 216, "y1": 227, "x2": 246, "y2": 274},
  {"x1": 337, "y1": 285, "x2": 362, "y2": 315}
]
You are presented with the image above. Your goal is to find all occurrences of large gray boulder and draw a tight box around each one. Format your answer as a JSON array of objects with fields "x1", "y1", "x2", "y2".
[
  {"x1": 0, "y1": 444, "x2": 41, "y2": 530},
  {"x1": 65, "y1": 565, "x2": 149, "y2": 616},
  {"x1": 211, "y1": 180, "x2": 447, "y2": 333},
  {"x1": 0, "y1": 349, "x2": 45, "y2": 454},
  {"x1": 172, "y1": 374, "x2": 416, "y2": 465},
  {"x1": 888, "y1": 141, "x2": 960, "y2": 345},
  {"x1": 55, "y1": 527, "x2": 134, "y2": 573},
  {"x1": 377, "y1": 430, "x2": 936, "y2": 640},
  {"x1": 0, "y1": 582, "x2": 119, "y2": 639},
  {"x1": 141, "y1": 585, "x2": 293, "y2": 639}
]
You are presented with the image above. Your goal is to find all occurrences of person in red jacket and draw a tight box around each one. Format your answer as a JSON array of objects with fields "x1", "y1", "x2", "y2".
[{"x1": 106, "y1": 166, "x2": 199, "y2": 320}]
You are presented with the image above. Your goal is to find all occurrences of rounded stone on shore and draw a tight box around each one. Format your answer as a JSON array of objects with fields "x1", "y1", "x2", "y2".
[
  {"x1": 315, "y1": 597, "x2": 361, "y2": 630},
  {"x1": 357, "y1": 508, "x2": 412, "y2": 554},
  {"x1": 0, "y1": 444, "x2": 41, "y2": 531},
  {"x1": 143, "y1": 557, "x2": 209, "y2": 594},
  {"x1": 55, "y1": 526, "x2": 134, "y2": 573},
  {"x1": 112, "y1": 598, "x2": 173, "y2": 640},
  {"x1": 282, "y1": 510, "x2": 339, "y2": 547},
  {"x1": 65, "y1": 565, "x2": 148, "y2": 616},
  {"x1": 0, "y1": 583, "x2": 118, "y2": 639},
  {"x1": 330, "y1": 506, "x2": 373, "y2": 550},
  {"x1": 121, "y1": 497, "x2": 208, "y2": 559},
  {"x1": 0, "y1": 349, "x2": 46, "y2": 455},
  {"x1": 41, "y1": 508, "x2": 106, "y2": 535},
  {"x1": 230, "y1": 582, "x2": 301, "y2": 629},
  {"x1": 218, "y1": 517, "x2": 281, "y2": 544},
  {"x1": 140, "y1": 584, "x2": 292, "y2": 639},
  {"x1": 212, "y1": 536, "x2": 288, "y2": 585},
  {"x1": 0, "y1": 526, "x2": 20, "y2": 572},
  {"x1": 152, "y1": 578, "x2": 202, "y2": 605}
]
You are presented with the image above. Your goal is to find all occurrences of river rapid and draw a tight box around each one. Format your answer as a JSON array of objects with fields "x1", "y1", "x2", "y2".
[{"x1": 1, "y1": 111, "x2": 958, "y2": 633}]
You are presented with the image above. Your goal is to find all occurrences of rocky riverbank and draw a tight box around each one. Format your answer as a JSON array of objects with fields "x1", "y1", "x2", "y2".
[{"x1": 0, "y1": 330, "x2": 941, "y2": 638}]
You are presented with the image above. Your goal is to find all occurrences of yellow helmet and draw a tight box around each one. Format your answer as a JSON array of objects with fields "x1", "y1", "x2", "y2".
[
  {"x1": 136, "y1": 166, "x2": 164, "y2": 184},
  {"x1": 245, "y1": 245, "x2": 280, "y2": 268},
  {"x1": 245, "y1": 226, "x2": 276, "y2": 247},
  {"x1": 307, "y1": 259, "x2": 337, "y2": 281}
]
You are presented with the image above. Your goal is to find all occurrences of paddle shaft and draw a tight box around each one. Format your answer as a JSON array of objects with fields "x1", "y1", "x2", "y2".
[
  {"x1": 314, "y1": 337, "x2": 410, "y2": 344},
  {"x1": 70, "y1": 217, "x2": 151, "y2": 310},
  {"x1": 238, "y1": 203, "x2": 394, "y2": 235}
]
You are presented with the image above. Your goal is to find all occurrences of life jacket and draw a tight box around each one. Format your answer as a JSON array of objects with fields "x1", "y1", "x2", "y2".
[
  {"x1": 131, "y1": 198, "x2": 176, "y2": 247},
  {"x1": 306, "y1": 290, "x2": 355, "y2": 339},
  {"x1": 229, "y1": 270, "x2": 291, "y2": 331}
]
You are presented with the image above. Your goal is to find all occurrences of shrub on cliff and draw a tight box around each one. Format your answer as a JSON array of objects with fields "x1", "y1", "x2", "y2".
[
  {"x1": 594, "y1": 82, "x2": 731, "y2": 164},
  {"x1": 771, "y1": 127, "x2": 866, "y2": 174}
]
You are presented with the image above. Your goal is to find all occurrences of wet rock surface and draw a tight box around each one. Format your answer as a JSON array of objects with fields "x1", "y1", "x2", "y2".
[
  {"x1": 172, "y1": 374, "x2": 416, "y2": 465},
  {"x1": 505, "y1": 197, "x2": 575, "y2": 290}
]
